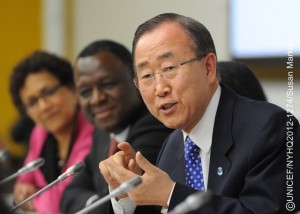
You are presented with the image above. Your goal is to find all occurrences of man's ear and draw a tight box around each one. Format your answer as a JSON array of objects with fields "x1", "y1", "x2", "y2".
[{"x1": 204, "y1": 53, "x2": 217, "y2": 83}]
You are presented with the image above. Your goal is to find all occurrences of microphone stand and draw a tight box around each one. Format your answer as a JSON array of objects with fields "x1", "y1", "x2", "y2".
[
  {"x1": 75, "y1": 176, "x2": 142, "y2": 214},
  {"x1": 0, "y1": 158, "x2": 45, "y2": 185},
  {"x1": 168, "y1": 191, "x2": 212, "y2": 214},
  {"x1": 9, "y1": 178, "x2": 61, "y2": 213},
  {"x1": 0, "y1": 172, "x2": 20, "y2": 185},
  {"x1": 9, "y1": 161, "x2": 84, "y2": 213},
  {"x1": 75, "y1": 191, "x2": 118, "y2": 214}
]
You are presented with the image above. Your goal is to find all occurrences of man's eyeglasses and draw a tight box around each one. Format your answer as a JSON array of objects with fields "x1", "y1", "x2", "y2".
[
  {"x1": 24, "y1": 84, "x2": 62, "y2": 109},
  {"x1": 133, "y1": 54, "x2": 206, "y2": 89}
]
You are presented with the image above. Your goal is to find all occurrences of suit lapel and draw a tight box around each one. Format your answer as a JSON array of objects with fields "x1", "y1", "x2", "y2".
[
  {"x1": 91, "y1": 129, "x2": 111, "y2": 195},
  {"x1": 208, "y1": 86, "x2": 235, "y2": 193},
  {"x1": 157, "y1": 130, "x2": 186, "y2": 185},
  {"x1": 93, "y1": 129, "x2": 111, "y2": 162},
  {"x1": 171, "y1": 133, "x2": 186, "y2": 184}
]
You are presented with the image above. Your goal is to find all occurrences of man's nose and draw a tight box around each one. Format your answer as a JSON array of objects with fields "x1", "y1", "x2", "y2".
[
  {"x1": 90, "y1": 87, "x2": 106, "y2": 105},
  {"x1": 154, "y1": 76, "x2": 171, "y2": 97}
]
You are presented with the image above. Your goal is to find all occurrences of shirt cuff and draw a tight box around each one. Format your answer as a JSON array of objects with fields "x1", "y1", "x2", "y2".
[
  {"x1": 111, "y1": 196, "x2": 136, "y2": 214},
  {"x1": 108, "y1": 185, "x2": 136, "y2": 214},
  {"x1": 85, "y1": 194, "x2": 100, "y2": 207},
  {"x1": 160, "y1": 182, "x2": 176, "y2": 214}
]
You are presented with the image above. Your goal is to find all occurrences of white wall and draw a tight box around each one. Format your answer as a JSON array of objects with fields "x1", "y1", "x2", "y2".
[
  {"x1": 72, "y1": 0, "x2": 230, "y2": 61},
  {"x1": 42, "y1": 0, "x2": 66, "y2": 56},
  {"x1": 72, "y1": 0, "x2": 299, "y2": 120}
]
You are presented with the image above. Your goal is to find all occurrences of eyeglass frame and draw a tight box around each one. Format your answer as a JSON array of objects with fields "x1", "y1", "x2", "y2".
[
  {"x1": 133, "y1": 54, "x2": 206, "y2": 89},
  {"x1": 24, "y1": 84, "x2": 62, "y2": 110}
]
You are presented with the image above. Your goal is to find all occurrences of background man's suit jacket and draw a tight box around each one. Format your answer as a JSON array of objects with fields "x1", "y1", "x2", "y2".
[
  {"x1": 133, "y1": 85, "x2": 300, "y2": 214},
  {"x1": 60, "y1": 105, "x2": 173, "y2": 214}
]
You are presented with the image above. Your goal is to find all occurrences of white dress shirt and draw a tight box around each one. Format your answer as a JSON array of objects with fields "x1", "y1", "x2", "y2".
[
  {"x1": 111, "y1": 127, "x2": 130, "y2": 143},
  {"x1": 182, "y1": 85, "x2": 221, "y2": 190}
]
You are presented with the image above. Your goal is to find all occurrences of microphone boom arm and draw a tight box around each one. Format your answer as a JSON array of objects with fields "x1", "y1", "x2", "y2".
[
  {"x1": 9, "y1": 179, "x2": 60, "y2": 213},
  {"x1": 9, "y1": 161, "x2": 85, "y2": 213},
  {"x1": 75, "y1": 176, "x2": 142, "y2": 214},
  {"x1": 0, "y1": 172, "x2": 20, "y2": 185},
  {"x1": 0, "y1": 158, "x2": 45, "y2": 185}
]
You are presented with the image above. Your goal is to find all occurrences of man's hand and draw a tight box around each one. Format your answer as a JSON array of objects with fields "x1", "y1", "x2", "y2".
[
  {"x1": 100, "y1": 142, "x2": 141, "y2": 189},
  {"x1": 100, "y1": 142, "x2": 142, "y2": 199},
  {"x1": 100, "y1": 145, "x2": 175, "y2": 207}
]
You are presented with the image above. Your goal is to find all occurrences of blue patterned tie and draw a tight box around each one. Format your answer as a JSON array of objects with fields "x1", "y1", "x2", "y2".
[{"x1": 184, "y1": 136, "x2": 205, "y2": 191}]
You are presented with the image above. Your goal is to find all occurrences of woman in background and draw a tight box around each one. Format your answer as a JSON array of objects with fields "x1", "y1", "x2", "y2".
[
  {"x1": 9, "y1": 51, "x2": 93, "y2": 214},
  {"x1": 218, "y1": 61, "x2": 267, "y2": 101}
]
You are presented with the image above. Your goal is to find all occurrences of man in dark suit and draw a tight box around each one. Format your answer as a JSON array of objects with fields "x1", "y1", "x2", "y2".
[
  {"x1": 60, "y1": 40, "x2": 173, "y2": 213},
  {"x1": 99, "y1": 13, "x2": 300, "y2": 213}
]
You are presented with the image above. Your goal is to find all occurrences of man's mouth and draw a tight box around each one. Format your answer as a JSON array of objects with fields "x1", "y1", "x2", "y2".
[
  {"x1": 160, "y1": 103, "x2": 176, "y2": 111},
  {"x1": 94, "y1": 108, "x2": 114, "y2": 120}
]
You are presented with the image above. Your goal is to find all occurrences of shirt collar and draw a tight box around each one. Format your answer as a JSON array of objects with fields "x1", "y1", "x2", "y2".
[
  {"x1": 182, "y1": 85, "x2": 221, "y2": 153},
  {"x1": 110, "y1": 126, "x2": 130, "y2": 142}
]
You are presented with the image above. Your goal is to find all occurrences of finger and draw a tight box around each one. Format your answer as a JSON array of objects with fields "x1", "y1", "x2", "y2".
[
  {"x1": 101, "y1": 160, "x2": 124, "y2": 190},
  {"x1": 112, "y1": 151, "x2": 125, "y2": 166},
  {"x1": 118, "y1": 142, "x2": 137, "y2": 169},
  {"x1": 128, "y1": 159, "x2": 142, "y2": 175},
  {"x1": 118, "y1": 142, "x2": 136, "y2": 158},
  {"x1": 128, "y1": 159, "x2": 136, "y2": 171},
  {"x1": 135, "y1": 151, "x2": 157, "y2": 174},
  {"x1": 99, "y1": 161, "x2": 114, "y2": 184},
  {"x1": 105, "y1": 158, "x2": 135, "y2": 184}
]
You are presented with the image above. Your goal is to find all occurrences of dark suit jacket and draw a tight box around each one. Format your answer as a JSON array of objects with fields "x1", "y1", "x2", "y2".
[
  {"x1": 133, "y1": 85, "x2": 300, "y2": 213},
  {"x1": 60, "y1": 105, "x2": 173, "y2": 214}
]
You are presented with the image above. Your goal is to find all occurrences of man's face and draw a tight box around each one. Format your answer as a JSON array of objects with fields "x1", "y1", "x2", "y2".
[
  {"x1": 134, "y1": 22, "x2": 217, "y2": 133},
  {"x1": 74, "y1": 51, "x2": 140, "y2": 133}
]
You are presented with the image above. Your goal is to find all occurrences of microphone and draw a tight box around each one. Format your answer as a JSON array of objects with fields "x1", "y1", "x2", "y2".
[
  {"x1": 0, "y1": 149, "x2": 10, "y2": 161},
  {"x1": 18, "y1": 158, "x2": 46, "y2": 174},
  {"x1": 168, "y1": 191, "x2": 212, "y2": 214},
  {"x1": 75, "y1": 176, "x2": 142, "y2": 214},
  {"x1": 57, "y1": 161, "x2": 85, "y2": 181},
  {"x1": 9, "y1": 161, "x2": 85, "y2": 213},
  {"x1": 0, "y1": 158, "x2": 45, "y2": 185}
]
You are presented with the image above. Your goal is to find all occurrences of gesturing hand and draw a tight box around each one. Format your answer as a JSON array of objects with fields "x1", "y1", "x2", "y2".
[
  {"x1": 99, "y1": 142, "x2": 142, "y2": 198},
  {"x1": 100, "y1": 145, "x2": 174, "y2": 207}
]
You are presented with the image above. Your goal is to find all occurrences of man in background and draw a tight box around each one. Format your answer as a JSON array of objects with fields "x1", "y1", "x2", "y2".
[{"x1": 61, "y1": 40, "x2": 172, "y2": 213}]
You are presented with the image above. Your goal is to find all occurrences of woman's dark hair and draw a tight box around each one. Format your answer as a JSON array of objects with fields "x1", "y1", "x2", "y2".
[
  {"x1": 9, "y1": 51, "x2": 74, "y2": 113},
  {"x1": 77, "y1": 40, "x2": 134, "y2": 78},
  {"x1": 132, "y1": 13, "x2": 217, "y2": 70}
]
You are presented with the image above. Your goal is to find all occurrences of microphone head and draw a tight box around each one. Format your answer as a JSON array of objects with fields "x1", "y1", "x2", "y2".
[
  {"x1": 125, "y1": 176, "x2": 143, "y2": 189},
  {"x1": 118, "y1": 176, "x2": 142, "y2": 193},
  {"x1": 65, "y1": 162, "x2": 85, "y2": 176},
  {"x1": 173, "y1": 191, "x2": 212, "y2": 214},
  {"x1": 0, "y1": 149, "x2": 10, "y2": 161},
  {"x1": 26, "y1": 158, "x2": 45, "y2": 168},
  {"x1": 169, "y1": 191, "x2": 212, "y2": 214},
  {"x1": 19, "y1": 158, "x2": 45, "y2": 174},
  {"x1": 57, "y1": 162, "x2": 85, "y2": 181},
  {"x1": 185, "y1": 191, "x2": 212, "y2": 210}
]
